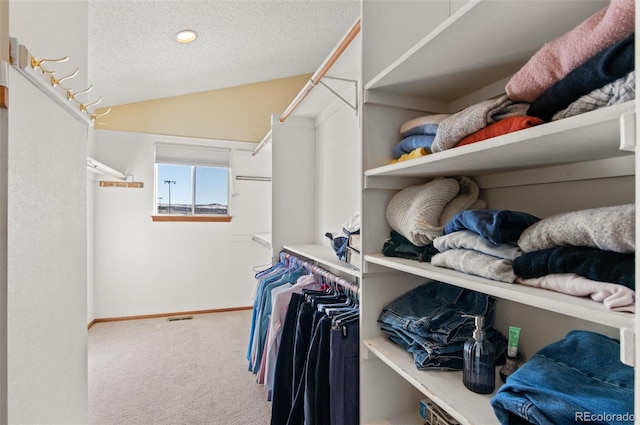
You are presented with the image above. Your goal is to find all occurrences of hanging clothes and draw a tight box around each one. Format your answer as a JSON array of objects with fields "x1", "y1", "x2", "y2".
[{"x1": 248, "y1": 251, "x2": 360, "y2": 425}]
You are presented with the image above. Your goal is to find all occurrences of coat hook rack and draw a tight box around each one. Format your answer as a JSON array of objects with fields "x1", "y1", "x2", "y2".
[
  {"x1": 8, "y1": 37, "x2": 106, "y2": 127},
  {"x1": 31, "y1": 55, "x2": 68, "y2": 74},
  {"x1": 90, "y1": 107, "x2": 112, "y2": 124},
  {"x1": 51, "y1": 68, "x2": 78, "y2": 90}
]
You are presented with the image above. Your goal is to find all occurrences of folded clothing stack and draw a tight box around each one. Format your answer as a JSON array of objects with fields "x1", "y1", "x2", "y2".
[
  {"x1": 491, "y1": 330, "x2": 634, "y2": 425},
  {"x1": 385, "y1": 176, "x2": 486, "y2": 247},
  {"x1": 431, "y1": 209, "x2": 540, "y2": 283},
  {"x1": 514, "y1": 204, "x2": 636, "y2": 312},
  {"x1": 506, "y1": 0, "x2": 635, "y2": 121},
  {"x1": 389, "y1": 114, "x2": 449, "y2": 163},
  {"x1": 379, "y1": 281, "x2": 507, "y2": 370}
]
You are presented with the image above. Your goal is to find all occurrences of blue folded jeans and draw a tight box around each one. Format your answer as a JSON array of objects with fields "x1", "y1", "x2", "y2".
[
  {"x1": 378, "y1": 281, "x2": 496, "y2": 345},
  {"x1": 382, "y1": 323, "x2": 507, "y2": 370},
  {"x1": 491, "y1": 330, "x2": 634, "y2": 425},
  {"x1": 378, "y1": 282, "x2": 506, "y2": 370}
]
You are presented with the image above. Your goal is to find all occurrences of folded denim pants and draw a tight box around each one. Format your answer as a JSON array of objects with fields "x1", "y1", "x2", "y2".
[
  {"x1": 379, "y1": 281, "x2": 496, "y2": 345},
  {"x1": 491, "y1": 330, "x2": 634, "y2": 425}
]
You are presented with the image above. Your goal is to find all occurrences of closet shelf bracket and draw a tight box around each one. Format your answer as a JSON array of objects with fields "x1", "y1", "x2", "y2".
[{"x1": 318, "y1": 76, "x2": 358, "y2": 115}]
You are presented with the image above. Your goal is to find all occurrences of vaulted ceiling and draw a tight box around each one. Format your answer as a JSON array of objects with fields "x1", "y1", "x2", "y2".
[{"x1": 87, "y1": 0, "x2": 360, "y2": 107}]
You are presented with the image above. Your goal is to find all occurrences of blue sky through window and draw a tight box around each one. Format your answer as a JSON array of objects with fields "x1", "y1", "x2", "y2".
[{"x1": 157, "y1": 163, "x2": 228, "y2": 206}]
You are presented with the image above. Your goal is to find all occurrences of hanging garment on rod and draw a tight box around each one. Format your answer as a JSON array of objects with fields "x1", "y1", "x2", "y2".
[
  {"x1": 259, "y1": 250, "x2": 360, "y2": 425},
  {"x1": 263, "y1": 273, "x2": 321, "y2": 397},
  {"x1": 247, "y1": 252, "x2": 310, "y2": 375}
]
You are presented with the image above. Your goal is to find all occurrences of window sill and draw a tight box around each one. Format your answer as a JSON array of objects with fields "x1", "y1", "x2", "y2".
[{"x1": 151, "y1": 215, "x2": 232, "y2": 222}]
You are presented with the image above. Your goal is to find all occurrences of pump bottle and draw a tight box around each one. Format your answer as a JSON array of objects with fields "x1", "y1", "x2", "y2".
[{"x1": 463, "y1": 315, "x2": 495, "y2": 394}]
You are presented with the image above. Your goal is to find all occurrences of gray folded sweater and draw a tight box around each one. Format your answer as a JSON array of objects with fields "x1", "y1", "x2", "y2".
[
  {"x1": 518, "y1": 204, "x2": 635, "y2": 254},
  {"x1": 431, "y1": 95, "x2": 530, "y2": 152}
]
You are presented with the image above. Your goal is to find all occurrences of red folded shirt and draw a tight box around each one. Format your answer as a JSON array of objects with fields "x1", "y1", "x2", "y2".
[{"x1": 456, "y1": 116, "x2": 544, "y2": 147}]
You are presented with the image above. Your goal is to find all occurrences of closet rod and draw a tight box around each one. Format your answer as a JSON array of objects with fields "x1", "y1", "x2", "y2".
[
  {"x1": 87, "y1": 157, "x2": 127, "y2": 181},
  {"x1": 279, "y1": 17, "x2": 361, "y2": 123},
  {"x1": 252, "y1": 129, "x2": 272, "y2": 156},
  {"x1": 235, "y1": 175, "x2": 271, "y2": 182},
  {"x1": 283, "y1": 251, "x2": 359, "y2": 298}
]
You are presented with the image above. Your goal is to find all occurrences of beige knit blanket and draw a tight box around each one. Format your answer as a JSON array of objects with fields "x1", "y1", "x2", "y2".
[{"x1": 385, "y1": 176, "x2": 485, "y2": 246}]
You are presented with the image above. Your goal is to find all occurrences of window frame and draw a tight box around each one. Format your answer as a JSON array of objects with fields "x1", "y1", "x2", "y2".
[{"x1": 152, "y1": 143, "x2": 232, "y2": 223}]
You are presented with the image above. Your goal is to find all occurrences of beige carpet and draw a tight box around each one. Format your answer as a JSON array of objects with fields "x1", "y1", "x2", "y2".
[{"x1": 88, "y1": 310, "x2": 272, "y2": 425}]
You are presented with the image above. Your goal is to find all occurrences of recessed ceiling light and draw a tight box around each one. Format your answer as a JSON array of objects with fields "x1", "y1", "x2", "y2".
[{"x1": 175, "y1": 30, "x2": 197, "y2": 44}]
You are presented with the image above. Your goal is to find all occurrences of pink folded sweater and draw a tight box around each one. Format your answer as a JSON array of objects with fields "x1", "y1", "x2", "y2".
[{"x1": 506, "y1": 0, "x2": 635, "y2": 103}]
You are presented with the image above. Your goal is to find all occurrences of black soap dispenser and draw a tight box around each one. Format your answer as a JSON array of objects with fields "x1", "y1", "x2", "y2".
[{"x1": 463, "y1": 315, "x2": 495, "y2": 394}]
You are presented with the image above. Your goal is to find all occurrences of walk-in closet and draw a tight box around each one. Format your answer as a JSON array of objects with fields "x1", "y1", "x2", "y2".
[{"x1": 0, "y1": 1, "x2": 637, "y2": 424}]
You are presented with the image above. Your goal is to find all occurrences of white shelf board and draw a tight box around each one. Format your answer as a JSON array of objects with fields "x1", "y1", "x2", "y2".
[
  {"x1": 365, "y1": 102, "x2": 635, "y2": 179},
  {"x1": 252, "y1": 233, "x2": 272, "y2": 250},
  {"x1": 283, "y1": 244, "x2": 361, "y2": 278},
  {"x1": 365, "y1": 337, "x2": 500, "y2": 425},
  {"x1": 365, "y1": 254, "x2": 635, "y2": 331},
  {"x1": 365, "y1": 0, "x2": 607, "y2": 103}
]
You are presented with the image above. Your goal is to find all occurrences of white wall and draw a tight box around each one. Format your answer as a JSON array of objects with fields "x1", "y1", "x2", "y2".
[
  {"x1": 8, "y1": 1, "x2": 89, "y2": 423},
  {"x1": 315, "y1": 100, "x2": 361, "y2": 244},
  {"x1": 91, "y1": 130, "x2": 272, "y2": 319}
]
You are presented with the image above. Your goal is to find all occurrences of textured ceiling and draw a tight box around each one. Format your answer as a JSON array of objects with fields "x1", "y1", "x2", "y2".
[{"x1": 87, "y1": 0, "x2": 360, "y2": 107}]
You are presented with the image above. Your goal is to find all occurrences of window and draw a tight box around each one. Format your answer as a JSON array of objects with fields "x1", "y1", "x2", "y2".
[{"x1": 153, "y1": 143, "x2": 231, "y2": 222}]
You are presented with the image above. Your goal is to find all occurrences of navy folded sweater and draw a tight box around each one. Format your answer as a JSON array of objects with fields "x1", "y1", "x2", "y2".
[{"x1": 512, "y1": 246, "x2": 635, "y2": 289}]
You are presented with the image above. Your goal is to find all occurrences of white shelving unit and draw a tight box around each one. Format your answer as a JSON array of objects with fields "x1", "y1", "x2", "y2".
[{"x1": 359, "y1": 1, "x2": 635, "y2": 424}]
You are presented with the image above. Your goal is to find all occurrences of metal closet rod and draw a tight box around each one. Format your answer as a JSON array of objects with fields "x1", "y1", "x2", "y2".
[
  {"x1": 252, "y1": 129, "x2": 272, "y2": 156},
  {"x1": 279, "y1": 17, "x2": 361, "y2": 123}
]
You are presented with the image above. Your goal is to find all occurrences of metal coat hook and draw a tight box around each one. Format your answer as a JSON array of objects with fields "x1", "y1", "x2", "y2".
[
  {"x1": 51, "y1": 68, "x2": 78, "y2": 90},
  {"x1": 67, "y1": 85, "x2": 93, "y2": 103},
  {"x1": 80, "y1": 96, "x2": 102, "y2": 113},
  {"x1": 31, "y1": 55, "x2": 68, "y2": 74},
  {"x1": 90, "y1": 107, "x2": 111, "y2": 124}
]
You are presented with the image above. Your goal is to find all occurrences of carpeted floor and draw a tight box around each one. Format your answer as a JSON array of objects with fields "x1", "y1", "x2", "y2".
[{"x1": 88, "y1": 310, "x2": 272, "y2": 425}]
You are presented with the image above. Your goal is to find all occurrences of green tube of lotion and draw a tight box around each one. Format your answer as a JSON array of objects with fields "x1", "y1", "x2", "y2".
[{"x1": 507, "y1": 326, "x2": 521, "y2": 357}]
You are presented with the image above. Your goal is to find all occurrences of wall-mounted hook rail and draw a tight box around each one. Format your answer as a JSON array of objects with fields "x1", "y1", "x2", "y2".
[{"x1": 8, "y1": 37, "x2": 106, "y2": 127}]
